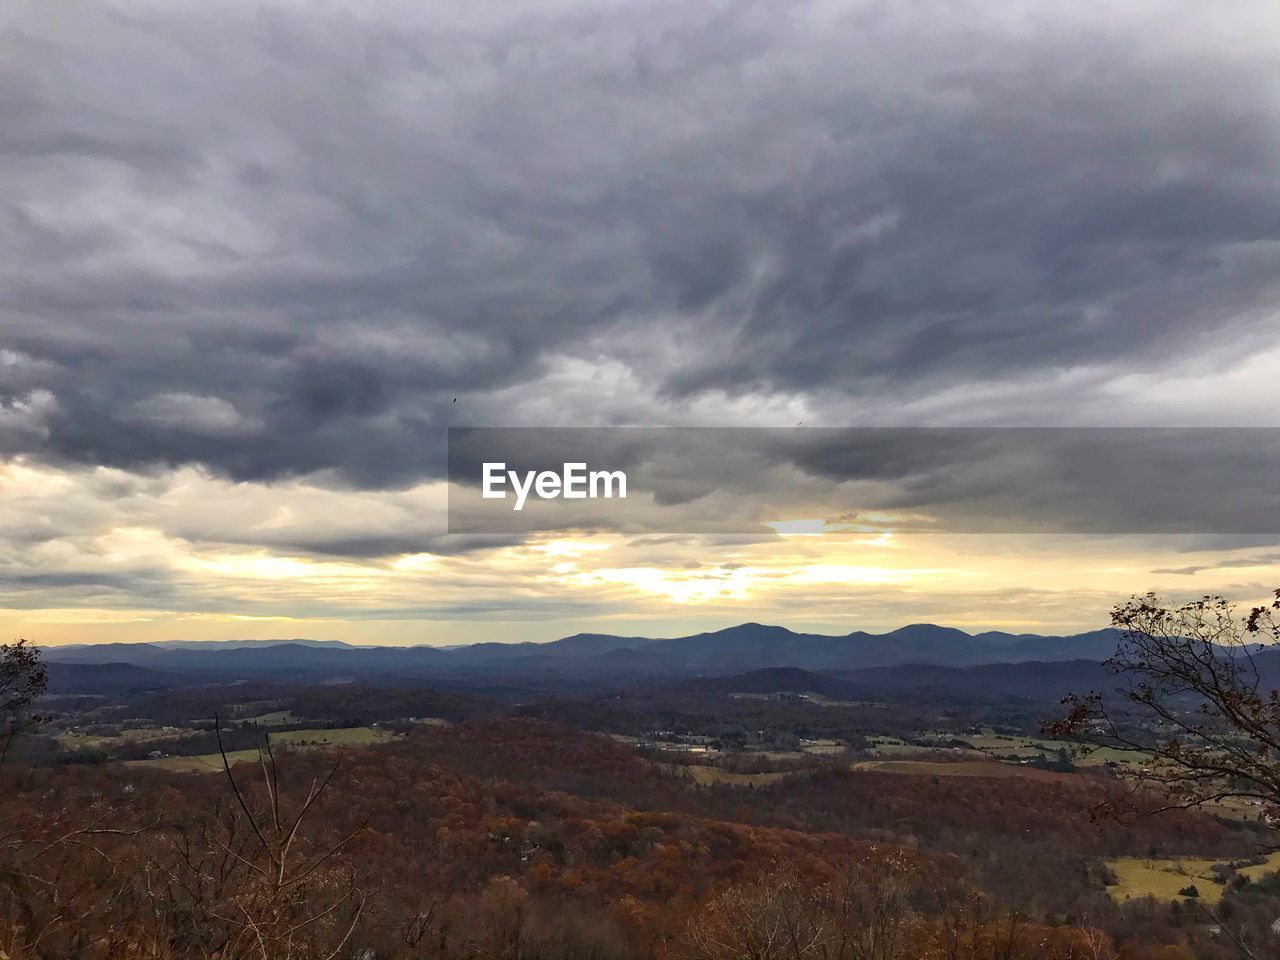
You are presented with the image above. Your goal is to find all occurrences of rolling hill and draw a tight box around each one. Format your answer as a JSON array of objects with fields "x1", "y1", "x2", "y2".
[{"x1": 38, "y1": 622, "x2": 1123, "y2": 688}]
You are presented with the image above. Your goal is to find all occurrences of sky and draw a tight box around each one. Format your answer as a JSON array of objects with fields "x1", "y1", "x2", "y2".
[{"x1": 3, "y1": 0, "x2": 1280, "y2": 646}]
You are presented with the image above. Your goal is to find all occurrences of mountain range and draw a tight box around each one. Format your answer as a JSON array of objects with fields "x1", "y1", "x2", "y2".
[{"x1": 39, "y1": 622, "x2": 1125, "y2": 693}]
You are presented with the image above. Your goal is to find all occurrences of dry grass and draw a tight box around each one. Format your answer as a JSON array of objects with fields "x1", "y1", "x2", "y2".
[
  {"x1": 851, "y1": 759, "x2": 1070, "y2": 782},
  {"x1": 1104, "y1": 852, "x2": 1280, "y2": 904},
  {"x1": 57, "y1": 727, "x2": 184, "y2": 750}
]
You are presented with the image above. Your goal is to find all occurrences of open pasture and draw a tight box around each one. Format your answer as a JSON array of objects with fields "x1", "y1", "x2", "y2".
[{"x1": 125, "y1": 726, "x2": 394, "y2": 773}]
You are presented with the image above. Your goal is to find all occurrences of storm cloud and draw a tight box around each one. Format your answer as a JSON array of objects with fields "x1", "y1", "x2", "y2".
[{"x1": 3, "y1": 1, "x2": 1280, "y2": 491}]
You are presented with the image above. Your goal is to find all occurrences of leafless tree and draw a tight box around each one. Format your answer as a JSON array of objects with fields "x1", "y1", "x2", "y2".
[
  {"x1": 686, "y1": 871, "x2": 827, "y2": 960},
  {"x1": 1, "y1": 638, "x2": 47, "y2": 769},
  {"x1": 1052, "y1": 591, "x2": 1280, "y2": 819},
  {"x1": 686, "y1": 855, "x2": 925, "y2": 960},
  {"x1": 0, "y1": 795, "x2": 154, "y2": 958},
  {"x1": 170, "y1": 718, "x2": 371, "y2": 960},
  {"x1": 1050, "y1": 591, "x2": 1280, "y2": 960}
]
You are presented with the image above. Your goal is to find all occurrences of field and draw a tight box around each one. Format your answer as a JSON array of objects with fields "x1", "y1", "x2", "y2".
[
  {"x1": 867, "y1": 737, "x2": 977, "y2": 758},
  {"x1": 852, "y1": 759, "x2": 1071, "y2": 782},
  {"x1": 1105, "y1": 852, "x2": 1280, "y2": 904},
  {"x1": 868, "y1": 732, "x2": 1148, "y2": 768},
  {"x1": 57, "y1": 726, "x2": 186, "y2": 751},
  {"x1": 1074, "y1": 746, "x2": 1150, "y2": 766},
  {"x1": 236, "y1": 710, "x2": 297, "y2": 725},
  {"x1": 125, "y1": 727, "x2": 395, "y2": 773},
  {"x1": 799, "y1": 738, "x2": 846, "y2": 755},
  {"x1": 964, "y1": 733, "x2": 1147, "y2": 767}
]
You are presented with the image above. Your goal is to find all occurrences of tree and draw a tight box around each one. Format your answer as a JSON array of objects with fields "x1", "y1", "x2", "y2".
[
  {"x1": 1053, "y1": 591, "x2": 1280, "y2": 817},
  {"x1": 167, "y1": 719, "x2": 371, "y2": 959},
  {"x1": 686, "y1": 871, "x2": 826, "y2": 960},
  {"x1": 0, "y1": 638, "x2": 47, "y2": 768},
  {"x1": 685, "y1": 854, "x2": 928, "y2": 960},
  {"x1": 1052, "y1": 591, "x2": 1280, "y2": 960}
]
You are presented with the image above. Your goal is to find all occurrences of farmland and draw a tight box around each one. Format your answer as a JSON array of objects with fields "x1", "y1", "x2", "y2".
[
  {"x1": 851, "y1": 758, "x2": 1072, "y2": 781},
  {"x1": 1105, "y1": 852, "x2": 1280, "y2": 904},
  {"x1": 125, "y1": 726, "x2": 395, "y2": 772}
]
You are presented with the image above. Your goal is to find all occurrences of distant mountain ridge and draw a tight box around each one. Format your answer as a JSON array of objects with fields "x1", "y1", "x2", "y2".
[
  {"x1": 39, "y1": 622, "x2": 1123, "y2": 691},
  {"x1": 152, "y1": 638, "x2": 363, "y2": 651}
]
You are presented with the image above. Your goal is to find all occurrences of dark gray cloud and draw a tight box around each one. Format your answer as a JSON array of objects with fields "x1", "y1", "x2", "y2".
[
  {"x1": 447, "y1": 427, "x2": 1280, "y2": 535},
  {"x1": 0, "y1": 567, "x2": 181, "y2": 611},
  {"x1": 249, "y1": 531, "x2": 528, "y2": 559},
  {"x1": 3, "y1": 2, "x2": 1279, "y2": 489},
  {"x1": 1152, "y1": 553, "x2": 1280, "y2": 575}
]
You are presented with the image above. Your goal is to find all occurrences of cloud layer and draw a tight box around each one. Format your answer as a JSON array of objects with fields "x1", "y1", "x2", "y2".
[
  {"x1": 4, "y1": 1, "x2": 1280, "y2": 641},
  {"x1": 4, "y1": 1, "x2": 1280, "y2": 490}
]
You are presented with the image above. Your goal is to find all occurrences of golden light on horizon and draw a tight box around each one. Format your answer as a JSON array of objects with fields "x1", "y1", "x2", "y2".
[{"x1": 7, "y1": 455, "x2": 1280, "y2": 645}]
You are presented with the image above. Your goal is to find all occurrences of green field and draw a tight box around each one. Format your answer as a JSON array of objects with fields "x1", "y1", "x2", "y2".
[
  {"x1": 1073, "y1": 746, "x2": 1149, "y2": 766},
  {"x1": 1105, "y1": 852, "x2": 1280, "y2": 904},
  {"x1": 236, "y1": 710, "x2": 297, "y2": 726},
  {"x1": 126, "y1": 727, "x2": 394, "y2": 773}
]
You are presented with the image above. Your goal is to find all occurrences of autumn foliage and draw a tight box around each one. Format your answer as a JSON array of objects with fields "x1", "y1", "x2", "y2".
[{"x1": 0, "y1": 718, "x2": 1268, "y2": 959}]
